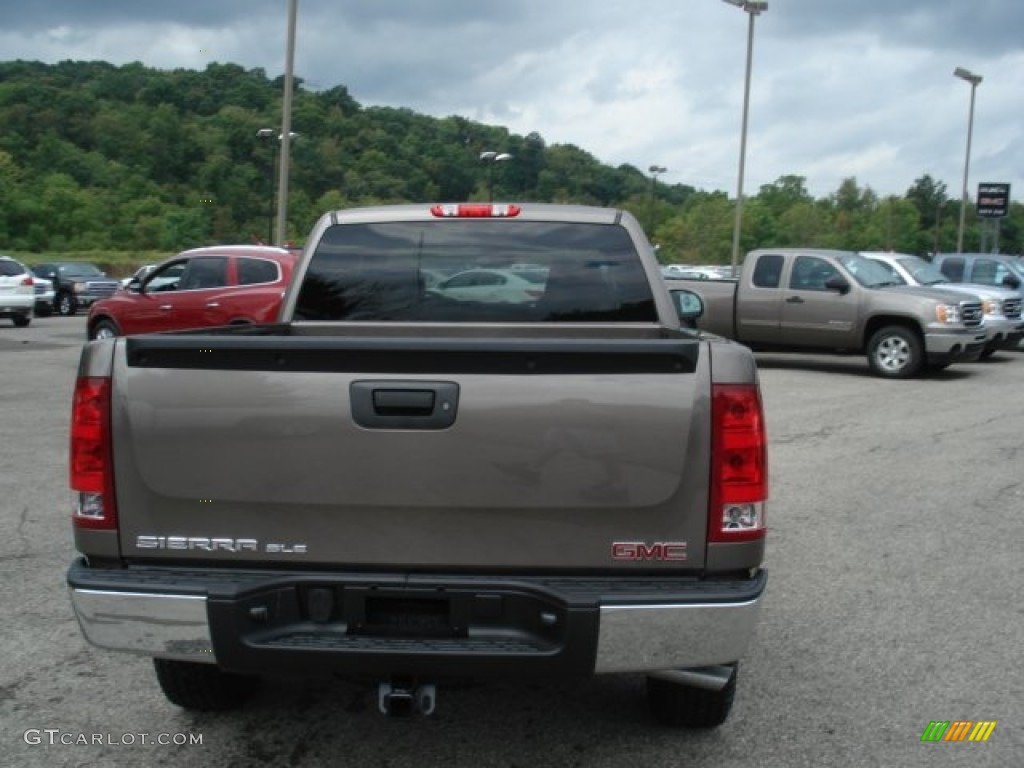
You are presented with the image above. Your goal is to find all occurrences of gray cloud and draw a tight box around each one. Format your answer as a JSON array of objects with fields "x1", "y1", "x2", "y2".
[
  {"x1": 0, "y1": 0, "x2": 257, "y2": 28},
  {"x1": 774, "y1": 0, "x2": 1024, "y2": 55}
]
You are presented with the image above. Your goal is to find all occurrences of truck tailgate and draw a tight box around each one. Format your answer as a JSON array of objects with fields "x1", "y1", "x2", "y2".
[{"x1": 113, "y1": 334, "x2": 711, "y2": 570}]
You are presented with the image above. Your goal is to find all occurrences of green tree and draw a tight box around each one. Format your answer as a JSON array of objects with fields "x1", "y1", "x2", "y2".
[
  {"x1": 905, "y1": 174, "x2": 948, "y2": 233},
  {"x1": 159, "y1": 209, "x2": 210, "y2": 251},
  {"x1": 758, "y1": 175, "x2": 812, "y2": 218}
]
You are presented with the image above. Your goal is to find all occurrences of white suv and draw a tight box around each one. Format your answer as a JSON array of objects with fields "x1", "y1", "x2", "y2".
[{"x1": 0, "y1": 255, "x2": 35, "y2": 327}]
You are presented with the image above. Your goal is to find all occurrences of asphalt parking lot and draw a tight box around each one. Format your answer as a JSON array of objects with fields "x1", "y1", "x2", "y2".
[{"x1": 1, "y1": 316, "x2": 1022, "y2": 768}]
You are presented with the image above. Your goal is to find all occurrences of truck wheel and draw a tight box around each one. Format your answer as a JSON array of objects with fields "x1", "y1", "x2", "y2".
[
  {"x1": 646, "y1": 664, "x2": 737, "y2": 728},
  {"x1": 153, "y1": 659, "x2": 260, "y2": 711},
  {"x1": 56, "y1": 292, "x2": 77, "y2": 316},
  {"x1": 12, "y1": 314, "x2": 31, "y2": 328},
  {"x1": 867, "y1": 325, "x2": 922, "y2": 378}
]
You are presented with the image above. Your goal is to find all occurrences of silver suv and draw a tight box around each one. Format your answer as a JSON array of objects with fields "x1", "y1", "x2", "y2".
[{"x1": 0, "y1": 255, "x2": 35, "y2": 327}]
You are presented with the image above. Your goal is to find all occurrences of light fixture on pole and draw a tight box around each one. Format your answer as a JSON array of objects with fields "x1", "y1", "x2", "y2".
[
  {"x1": 479, "y1": 151, "x2": 513, "y2": 202},
  {"x1": 722, "y1": 0, "x2": 768, "y2": 277},
  {"x1": 953, "y1": 66, "x2": 982, "y2": 253},
  {"x1": 647, "y1": 165, "x2": 667, "y2": 234}
]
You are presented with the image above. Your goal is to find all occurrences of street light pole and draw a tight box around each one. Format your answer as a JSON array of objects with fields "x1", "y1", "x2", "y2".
[
  {"x1": 479, "y1": 151, "x2": 513, "y2": 202},
  {"x1": 647, "y1": 165, "x2": 666, "y2": 235},
  {"x1": 953, "y1": 67, "x2": 982, "y2": 253},
  {"x1": 257, "y1": 129, "x2": 298, "y2": 245},
  {"x1": 722, "y1": 0, "x2": 767, "y2": 277},
  {"x1": 275, "y1": 0, "x2": 298, "y2": 246}
]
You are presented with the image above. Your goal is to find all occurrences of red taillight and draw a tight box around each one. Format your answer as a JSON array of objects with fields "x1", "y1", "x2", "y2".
[
  {"x1": 430, "y1": 203, "x2": 521, "y2": 218},
  {"x1": 709, "y1": 383, "x2": 767, "y2": 543},
  {"x1": 70, "y1": 376, "x2": 118, "y2": 530},
  {"x1": 21, "y1": 275, "x2": 34, "y2": 286}
]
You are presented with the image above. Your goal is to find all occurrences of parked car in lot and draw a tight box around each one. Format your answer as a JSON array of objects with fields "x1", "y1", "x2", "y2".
[
  {"x1": 861, "y1": 252, "x2": 1024, "y2": 357},
  {"x1": 661, "y1": 265, "x2": 710, "y2": 280},
  {"x1": 0, "y1": 255, "x2": 35, "y2": 327},
  {"x1": 32, "y1": 261, "x2": 120, "y2": 316},
  {"x1": 433, "y1": 268, "x2": 545, "y2": 304},
  {"x1": 31, "y1": 272, "x2": 55, "y2": 316},
  {"x1": 86, "y1": 245, "x2": 297, "y2": 339},
  {"x1": 931, "y1": 252, "x2": 1024, "y2": 291},
  {"x1": 119, "y1": 264, "x2": 157, "y2": 289}
]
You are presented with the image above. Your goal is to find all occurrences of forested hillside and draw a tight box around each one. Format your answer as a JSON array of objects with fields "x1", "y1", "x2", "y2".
[{"x1": 0, "y1": 60, "x2": 1019, "y2": 260}]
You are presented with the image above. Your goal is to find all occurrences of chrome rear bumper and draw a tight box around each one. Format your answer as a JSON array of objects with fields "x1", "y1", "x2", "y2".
[{"x1": 69, "y1": 565, "x2": 766, "y2": 675}]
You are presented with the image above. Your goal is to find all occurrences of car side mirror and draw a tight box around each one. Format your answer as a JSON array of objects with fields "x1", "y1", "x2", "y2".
[
  {"x1": 671, "y1": 289, "x2": 704, "y2": 328},
  {"x1": 824, "y1": 275, "x2": 851, "y2": 294},
  {"x1": 1002, "y1": 274, "x2": 1021, "y2": 290}
]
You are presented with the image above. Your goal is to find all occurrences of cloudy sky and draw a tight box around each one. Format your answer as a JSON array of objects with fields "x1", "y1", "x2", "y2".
[{"x1": 1, "y1": 0, "x2": 1021, "y2": 200}]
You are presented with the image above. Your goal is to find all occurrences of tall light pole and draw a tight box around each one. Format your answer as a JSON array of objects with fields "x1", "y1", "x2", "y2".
[
  {"x1": 722, "y1": 0, "x2": 768, "y2": 277},
  {"x1": 479, "y1": 151, "x2": 513, "y2": 202},
  {"x1": 647, "y1": 165, "x2": 666, "y2": 235},
  {"x1": 257, "y1": 129, "x2": 298, "y2": 244},
  {"x1": 275, "y1": 0, "x2": 298, "y2": 246},
  {"x1": 953, "y1": 66, "x2": 982, "y2": 253}
]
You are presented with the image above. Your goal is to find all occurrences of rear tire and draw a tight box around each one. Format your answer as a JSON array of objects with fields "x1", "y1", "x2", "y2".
[
  {"x1": 12, "y1": 314, "x2": 31, "y2": 327},
  {"x1": 867, "y1": 325, "x2": 922, "y2": 379},
  {"x1": 646, "y1": 664, "x2": 737, "y2": 728},
  {"x1": 153, "y1": 659, "x2": 260, "y2": 711}
]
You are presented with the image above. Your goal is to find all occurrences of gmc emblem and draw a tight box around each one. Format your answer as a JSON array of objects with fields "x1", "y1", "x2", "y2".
[{"x1": 611, "y1": 541, "x2": 688, "y2": 561}]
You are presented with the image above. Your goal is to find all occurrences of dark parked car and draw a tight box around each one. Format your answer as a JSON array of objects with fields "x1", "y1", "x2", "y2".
[
  {"x1": 32, "y1": 262, "x2": 120, "y2": 316},
  {"x1": 86, "y1": 245, "x2": 297, "y2": 339}
]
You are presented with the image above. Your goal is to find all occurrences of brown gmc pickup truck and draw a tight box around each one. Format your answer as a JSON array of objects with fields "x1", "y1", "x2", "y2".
[
  {"x1": 67, "y1": 203, "x2": 768, "y2": 727},
  {"x1": 667, "y1": 248, "x2": 987, "y2": 378}
]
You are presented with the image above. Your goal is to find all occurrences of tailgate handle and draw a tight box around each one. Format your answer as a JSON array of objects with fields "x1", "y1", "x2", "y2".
[
  {"x1": 372, "y1": 389, "x2": 435, "y2": 416},
  {"x1": 351, "y1": 381, "x2": 459, "y2": 430}
]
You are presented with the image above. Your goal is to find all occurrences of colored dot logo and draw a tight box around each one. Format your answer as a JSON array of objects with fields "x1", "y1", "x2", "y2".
[
  {"x1": 198, "y1": 348, "x2": 212, "y2": 353},
  {"x1": 200, "y1": 197, "x2": 214, "y2": 204},
  {"x1": 199, "y1": 499, "x2": 213, "y2": 504}
]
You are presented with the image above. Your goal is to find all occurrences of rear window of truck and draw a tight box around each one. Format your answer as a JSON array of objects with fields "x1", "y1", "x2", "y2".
[{"x1": 294, "y1": 221, "x2": 658, "y2": 323}]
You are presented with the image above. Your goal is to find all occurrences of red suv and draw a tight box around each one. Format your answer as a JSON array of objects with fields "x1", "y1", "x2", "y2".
[{"x1": 86, "y1": 246, "x2": 297, "y2": 339}]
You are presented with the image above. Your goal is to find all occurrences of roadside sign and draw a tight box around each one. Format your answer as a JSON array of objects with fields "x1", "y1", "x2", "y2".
[{"x1": 976, "y1": 183, "x2": 1010, "y2": 218}]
